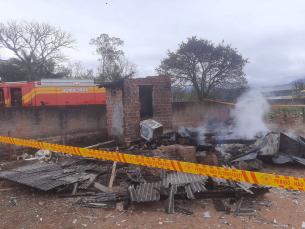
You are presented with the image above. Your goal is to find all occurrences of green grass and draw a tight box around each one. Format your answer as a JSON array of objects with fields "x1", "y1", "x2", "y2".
[{"x1": 27, "y1": 210, "x2": 41, "y2": 219}]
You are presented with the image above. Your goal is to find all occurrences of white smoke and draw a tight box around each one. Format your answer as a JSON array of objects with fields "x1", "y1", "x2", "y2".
[{"x1": 232, "y1": 89, "x2": 270, "y2": 138}]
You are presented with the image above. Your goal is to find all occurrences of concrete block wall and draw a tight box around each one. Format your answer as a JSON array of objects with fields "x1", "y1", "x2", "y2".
[
  {"x1": 172, "y1": 101, "x2": 233, "y2": 130},
  {"x1": 0, "y1": 105, "x2": 107, "y2": 159}
]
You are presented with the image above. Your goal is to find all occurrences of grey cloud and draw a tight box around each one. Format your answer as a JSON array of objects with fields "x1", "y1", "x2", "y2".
[{"x1": 1, "y1": 0, "x2": 305, "y2": 85}]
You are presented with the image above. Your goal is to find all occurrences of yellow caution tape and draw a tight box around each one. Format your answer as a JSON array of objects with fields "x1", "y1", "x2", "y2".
[
  {"x1": 269, "y1": 105, "x2": 305, "y2": 107},
  {"x1": 204, "y1": 98, "x2": 305, "y2": 108},
  {"x1": 0, "y1": 136, "x2": 304, "y2": 191},
  {"x1": 203, "y1": 99, "x2": 236, "y2": 106}
]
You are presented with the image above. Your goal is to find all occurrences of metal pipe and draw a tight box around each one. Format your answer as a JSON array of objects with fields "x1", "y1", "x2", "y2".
[{"x1": 85, "y1": 140, "x2": 115, "y2": 149}]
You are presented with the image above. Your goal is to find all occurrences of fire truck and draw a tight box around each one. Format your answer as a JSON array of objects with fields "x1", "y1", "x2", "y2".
[{"x1": 0, "y1": 79, "x2": 106, "y2": 107}]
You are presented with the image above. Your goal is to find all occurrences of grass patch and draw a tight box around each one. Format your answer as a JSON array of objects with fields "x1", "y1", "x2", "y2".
[{"x1": 27, "y1": 210, "x2": 41, "y2": 219}]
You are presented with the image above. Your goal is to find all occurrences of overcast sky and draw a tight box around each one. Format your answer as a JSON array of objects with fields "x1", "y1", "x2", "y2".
[{"x1": 0, "y1": 0, "x2": 305, "y2": 87}]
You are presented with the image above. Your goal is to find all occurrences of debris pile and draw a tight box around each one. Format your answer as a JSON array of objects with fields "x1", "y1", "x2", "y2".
[
  {"x1": 132, "y1": 123, "x2": 305, "y2": 170},
  {"x1": 0, "y1": 121, "x2": 304, "y2": 216},
  {"x1": 0, "y1": 156, "x2": 269, "y2": 215}
]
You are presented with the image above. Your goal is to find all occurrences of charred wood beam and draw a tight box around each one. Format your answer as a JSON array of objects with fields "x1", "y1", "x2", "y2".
[
  {"x1": 85, "y1": 140, "x2": 115, "y2": 149},
  {"x1": 229, "y1": 147, "x2": 262, "y2": 162},
  {"x1": 58, "y1": 193, "x2": 98, "y2": 198},
  {"x1": 158, "y1": 190, "x2": 249, "y2": 201},
  {"x1": 204, "y1": 132, "x2": 233, "y2": 136},
  {"x1": 206, "y1": 139, "x2": 256, "y2": 145},
  {"x1": 174, "y1": 206, "x2": 193, "y2": 215},
  {"x1": 196, "y1": 144, "x2": 215, "y2": 151}
]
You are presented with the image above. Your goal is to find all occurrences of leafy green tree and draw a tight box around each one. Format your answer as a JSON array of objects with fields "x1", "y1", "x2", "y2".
[
  {"x1": 156, "y1": 36, "x2": 248, "y2": 101},
  {"x1": 90, "y1": 34, "x2": 137, "y2": 82},
  {"x1": 209, "y1": 85, "x2": 248, "y2": 103},
  {"x1": 0, "y1": 62, "x2": 27, "y2": 82}
]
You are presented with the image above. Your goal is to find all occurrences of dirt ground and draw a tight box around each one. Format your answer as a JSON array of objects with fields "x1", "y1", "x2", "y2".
[{"x1": 1, "y1": 115, "x2": 305, "y2": 229}]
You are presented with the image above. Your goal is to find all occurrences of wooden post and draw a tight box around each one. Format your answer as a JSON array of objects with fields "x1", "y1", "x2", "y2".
[
  {"x1": 8, "y1": 131, "x2": 11, "y2": 162},
  {"x1": 108, "y1": 161, "x2": 117, "y2": 188},
  {"x1": 72, "y1": 182, "x2": 78, "y2": 195},
  {"x1": 303, "y1": 107, "x2": 305, "y2": 123}
]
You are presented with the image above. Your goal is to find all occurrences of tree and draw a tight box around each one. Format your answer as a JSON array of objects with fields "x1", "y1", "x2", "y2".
[
  {"x1": 0, "y1": 61, "x2": 28, "y2": 82},
  {"x1": 0, "y1": 58, "x2": 71, "y2": 81},
  {"x1": 156, "y1": 36, "x2": 248, "y2": 101},
  {"x1": 0, "y1": 20, "x2": 76, "y2": 81},
  {"x1": 209, "y1": 85, "x2": 248, "y2": 103},
  {"x1": 89, "y1": 34, "x2": 137, "y2": 82},
  {"x1": 292, "y1": 81, "x2": 305, "y2": 99},
  {"x1": 66, "y1": 61, "x2": 95, "y2": 79}
]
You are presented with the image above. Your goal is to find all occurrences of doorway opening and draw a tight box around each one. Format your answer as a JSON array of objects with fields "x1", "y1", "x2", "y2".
[{"x1": 139, "y1": 85, "x2": 153, "y2": 120}]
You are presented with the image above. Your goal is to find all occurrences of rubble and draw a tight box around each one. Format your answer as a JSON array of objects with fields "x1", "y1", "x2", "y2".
[
  {"x1": 1, "y1": 122, "x2": 304, "y2": 221},
  {"x1": 157, "y1": 145, "x2": 197, "y2": 163}
]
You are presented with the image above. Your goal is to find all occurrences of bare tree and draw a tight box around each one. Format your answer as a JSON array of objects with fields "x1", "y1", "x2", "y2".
[
  {"x1": 66, "y1": 61, "x2": 95, "y2": 79},
  {"x1": 0, "y1": 20, "x2": 77, "y2": 81},
  {"x1": 292, "y1": 81, "x2": 305, "y2": 99},
  {"x1": 90, "y1": 34, "x2": 137, "y2": 82}
]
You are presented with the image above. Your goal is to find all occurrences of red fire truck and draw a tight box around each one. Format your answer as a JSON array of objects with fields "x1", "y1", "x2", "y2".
[{"x1": 0, "y1": 79, "x2": 106, "y2": 107}]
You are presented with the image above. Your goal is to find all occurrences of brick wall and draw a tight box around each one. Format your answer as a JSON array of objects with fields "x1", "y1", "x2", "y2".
[
  {"x1": 0, "y1": 105, "x2": 107, "y2": 159},
  {"x1": 123, "y1": 75, "x2": 172, "y2": 136},
  {"x1": 268, "y1": 99, "x2": 305, "y2": 106},
  {"x1": 172, "y1": 101, "x2": 233, "y2": 130}
]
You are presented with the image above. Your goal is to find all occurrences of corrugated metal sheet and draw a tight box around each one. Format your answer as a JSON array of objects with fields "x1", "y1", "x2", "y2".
[
  {"x1": 165, "y1": 185, "x2": 177, "y2": 214},
  {"x1": 0, "y1": 163, "x2": 96, "y2": 191},
  {"x1": 129, "y1": 169, "x2": 208, "y2": 202},
  {"x1": 190, "y1": 182, "x2": 206, "y2": 193},
  {"x1": 0, "y1": 164, "x2": 68, "y2": 191},
  {"x1": 128, "y1": 185, "x2": 138, "y2": 202},
  {"x1": 78, "y1": 174, "x2": 97, "y2": 189},
  {"x1": 211, "y1": 177, "x2": 229, "y2": 186},
  {"x1": 63, "y1": 164, "x2": 98, "y2": 173},
  {"x1": 80, "y1": 192, "x2": 119, "y2": 203},
  {"x1": 128, "y1": 182, "x2": 162, "y2": 202},
  {"x1": 185, "y1": 184, "x2": 195, "y2": 199},
  {"x1": 185, "y1": 182, "x2": 206, "y2": 199},
  {"x1": 236, "y1": 181, "x2": 253, "y2": 194},
  {"x1": 292, "y1": 156, "x2": 305, "y2": 166},
  {"x1": 163, "y1": 171, "x2": 208, "y2": 188}
]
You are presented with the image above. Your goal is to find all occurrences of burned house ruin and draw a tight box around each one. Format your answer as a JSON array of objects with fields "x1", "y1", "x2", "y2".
[{"x1": 99, "y1": 75, "x2": 172, "y2": 143}]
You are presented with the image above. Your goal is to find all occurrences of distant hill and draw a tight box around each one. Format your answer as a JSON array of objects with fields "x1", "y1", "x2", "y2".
[
  {"x1": 287, "y1": 78, "x2": 305, "y2": 85},
  {"x1": 270, "y1": 76, "x2": 305, "y2": 87}
]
